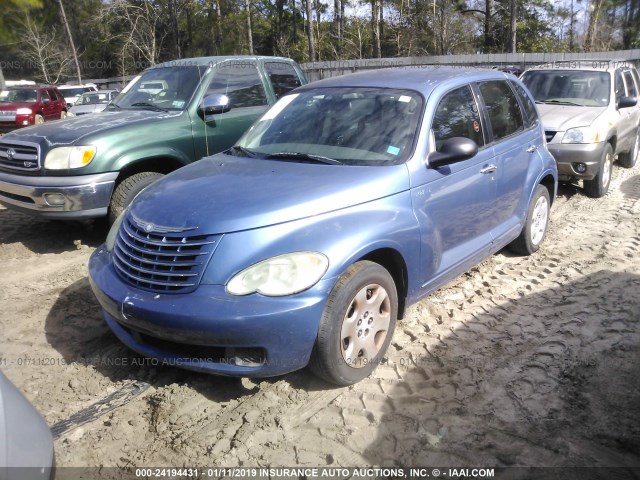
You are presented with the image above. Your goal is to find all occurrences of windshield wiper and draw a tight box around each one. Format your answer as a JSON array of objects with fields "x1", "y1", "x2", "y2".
[
  {"x1": 130, "y1": 102, "x2": 168, "y2": 112},
  {"x1": 226, "y1": 146, "x2": 258, "y2": 158},
  {"x1": 538, "y1": 99, "x2": 584, "y2": 107},
  {"x1": 265, "y1": 152, "x2": 343, "y2": 165}
]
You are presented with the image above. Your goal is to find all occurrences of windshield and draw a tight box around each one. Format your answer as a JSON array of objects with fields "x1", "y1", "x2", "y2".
[
  {"x1": 77, "y1": 92, "x2": 111, "y2": 105},
  {"x1": 236, "y1": 87, "x2": 423, "y2": 166},
  {"x1": 0, "y1": 88, "x2": 38, "y2": 103},
  {"x1": 110, "y1": 65, "x2": 206, "y2": 111},
  {"x1": 59, "y1": 87, "x2": 87, "y2": 97},
  {"x1": 521, "y1": 70, "x2": 611, "y2": 107}
]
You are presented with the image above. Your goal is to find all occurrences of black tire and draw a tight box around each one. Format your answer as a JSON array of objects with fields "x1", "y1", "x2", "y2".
[
  {"x1": 108, "y1": 172, "x2": 164, "y2": 225},
  {"x1": 309, "y1": 260, "x2": 398, "y2": 386},
  {"x1": 584, "y1": 143, "x2": 614, "y2": 198},
  {"x1": 618, "y1": 128, "x2": 639, "y2": 169},
  {"x1": 509, "y1": 184, "x2": 551, "y2": 255}
]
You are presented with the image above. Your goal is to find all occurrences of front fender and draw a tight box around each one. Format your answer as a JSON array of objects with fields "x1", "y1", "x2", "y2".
[{"x1": 200, "y1": 191, "x2": 422, "y2": 295}]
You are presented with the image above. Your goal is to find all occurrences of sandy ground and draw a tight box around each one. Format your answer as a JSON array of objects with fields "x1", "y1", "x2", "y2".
[{"x1": 1, "y1": 161, "x2": 639, "y2": 475}]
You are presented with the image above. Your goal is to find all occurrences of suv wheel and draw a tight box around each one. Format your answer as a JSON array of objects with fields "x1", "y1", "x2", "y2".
[
  {"x1": 618, "y1": 128, "x2": 639, "y2": 168},
  {"x1": 34, "y1": 114, "x2": 44, "y2": 124},
  {"x1": 584, "y1": 143, "x2": 613, "y2": 198},
  {"x1": 509, "y1": 184, "x2": 550, "y2": 255},
  {"x1": 108, "y1": 172, "x2": 164, "y2": 224},
  {"x1": 309, "y1": 261, "x2": 397, "y2": 386}
]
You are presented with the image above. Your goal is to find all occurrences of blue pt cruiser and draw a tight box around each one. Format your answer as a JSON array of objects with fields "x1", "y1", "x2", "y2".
[{"x1": 89, "y1": 68, "x2": 558, "y2": 386}]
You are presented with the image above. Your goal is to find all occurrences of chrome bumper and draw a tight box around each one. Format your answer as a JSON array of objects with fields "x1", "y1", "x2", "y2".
[{"x1": 0, "y1": 171, "x2": 118, "y2": 219}]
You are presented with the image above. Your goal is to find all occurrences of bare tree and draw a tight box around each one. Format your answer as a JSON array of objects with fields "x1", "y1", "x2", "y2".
[
  {"x1": 18, "y1": 14, "x2": 73, "y2": 84},
  {"x1": 57, "y1": 0, "x2": 82, "y2": 84},
  {"x1": 584, "y1": 0, "x2": 603, "y2": 52},
  {"x1": 371, "y1": 0, "x2": 381, "y2": 57},
  {"x1": 98, "y1": 0, "x2": 165, "y2": 75},
  {"x1": 509, "y1": 0, "x2": 516, "y2": 53},
  {"x1": 305, "y1": 0, "x2": 316, "y2": 61},
  {"x1": 246, "y1": 0, "x2": 254, "y2": 54}
]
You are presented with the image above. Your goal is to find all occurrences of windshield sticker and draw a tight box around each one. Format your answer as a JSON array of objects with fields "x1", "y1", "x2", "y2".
[
  {"x1": 261, "y1": 93, "x2": 299, "y2": 121},
  {"x1": 172, "y1": 100, "x2": 185, "y2": 108},
  {"x1": 387, "y1": 145, "x2": 401, "y2": 155},
  {"x1": 398, "y1": 95, "x2": 412, "y2": 103}
]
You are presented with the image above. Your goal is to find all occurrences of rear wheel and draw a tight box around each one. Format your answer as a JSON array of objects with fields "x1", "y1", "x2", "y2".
[
  {"x1": 584, "y1": 143, "x2": 613, "y2": 198},
  {"x1": 618, "y1": 128, "x2": 639, "y2": 168},
  {"x1": 108, "y1": 172, "x2": 164, "y2": 225},
  {"x1": 309, "y1": 261, "x2": 397, "y2": 386},
  {"x1": 509, "y1": 184, "x2": 550, "y2": 255}
]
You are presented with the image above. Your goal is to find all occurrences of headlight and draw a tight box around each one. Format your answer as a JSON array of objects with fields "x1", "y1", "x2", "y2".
[
  {"x1": 44, "y1": 146, "x2": 97, "y2": 169},
  {"x1": 105, "y1": 210, "x2": 126, "y2": 251},
  {"x1": 562, "y1": 127, "x2": 600, "y2": 144},
  {"x1": 227, "y1": 252, "x2": 329, "y2": 296},
  {"x1": 16, "y1": 108, "x2": 32, "y2": 115}
]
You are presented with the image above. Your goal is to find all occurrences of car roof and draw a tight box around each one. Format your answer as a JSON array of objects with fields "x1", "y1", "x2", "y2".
[
  {"x1": 295, "y1": 67, "x2": 515, "y2": 96},
  {"x1": 150, "y1": 55, "x2": 297, "y2": 69}
]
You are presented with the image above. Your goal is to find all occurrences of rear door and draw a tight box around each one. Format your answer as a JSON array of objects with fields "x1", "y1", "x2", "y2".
[{"x1": 476, "y1": 79, "x2": 534, "y2": 246}]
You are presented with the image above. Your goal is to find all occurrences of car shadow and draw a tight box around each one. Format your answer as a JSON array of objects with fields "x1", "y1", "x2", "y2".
[
  {"x1": 0, "y1": 207, "x2": 108, "y2": 254},
  {"x1": 620, "y1": 174, "x2": 640, "y2": 200},
  {"x1": 360, "y1": 270, "x2": 640, "y2": 469}
]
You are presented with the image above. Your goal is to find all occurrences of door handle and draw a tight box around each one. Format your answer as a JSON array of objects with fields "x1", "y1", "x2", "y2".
[
  {"x1": 526, "y1": 146, "x2": 537, "y2": 153},
  {"x1": 480, "y1": 164, "x2": 497, "y2": 174}
]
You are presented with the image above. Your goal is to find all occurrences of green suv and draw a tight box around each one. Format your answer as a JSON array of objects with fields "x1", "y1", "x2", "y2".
[
  {"x1": 521, "y1": 60, "x2": 640, "y2": 197},
  {"x1": 0, "y1": 56, "x2": 306, "y2": 222}
]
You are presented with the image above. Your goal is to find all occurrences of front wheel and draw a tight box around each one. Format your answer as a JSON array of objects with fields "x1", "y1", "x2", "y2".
[
  {"x1": 34, "y1": 114, "x2": 44, "y2": 124},
  {"x1": 309, "y1": 261, "x2": 398, "y2": 386},
  {"x1": 584, "y1": 143, "x2": 613, "y2": 198},
  {"x1": 618, "y1": 129, "x2": 639, "y2": 169},
  {"x1": 60, "y1": 111, "x2": 68, "y2": 120},
  {"x1": 509, "y1": 185, "x2": 551, "y2": 255},
  {"x1": 108, "y1": 172, "x2": 164, "y2": 225}
]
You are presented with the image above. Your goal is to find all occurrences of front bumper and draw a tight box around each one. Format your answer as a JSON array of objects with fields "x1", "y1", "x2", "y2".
[
  {"x1": 0, "y1": 170, "x2": 117, "y2": 219},
  {"x1": 547, "y1": 141, "x2": 608, "y2": 180},
  {"x1": 88, "y1": 246, "x2": 334, "y2": 377}
]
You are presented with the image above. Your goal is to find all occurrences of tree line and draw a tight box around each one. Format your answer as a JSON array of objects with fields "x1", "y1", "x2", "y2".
[{"x1": 0, "y1": 0, "x2": 639, "y2": 84}]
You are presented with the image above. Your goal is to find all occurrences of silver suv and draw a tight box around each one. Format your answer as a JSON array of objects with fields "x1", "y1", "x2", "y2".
[{"x1": 522, "y1": 60, "x2": 640, "y2": 197}]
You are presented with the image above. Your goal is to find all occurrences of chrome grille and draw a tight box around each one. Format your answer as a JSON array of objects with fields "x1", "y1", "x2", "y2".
[
  {"x1": 112, "y1": 216, "x2": 218, "y2": 293},
  {"x1": 0, "y1": 140, "x2": 40, "y2": 171},
  {"x1": 545, "y1": 130, "x2": 557, "y2": 143}
]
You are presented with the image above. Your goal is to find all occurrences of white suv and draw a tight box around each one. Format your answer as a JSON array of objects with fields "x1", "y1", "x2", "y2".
[
  {"x1": 57, "y1": 83, "x2": 98, "y2": 108},
  {"x1": 521, "y1": 60, "x2": 640, "y2": 197}
]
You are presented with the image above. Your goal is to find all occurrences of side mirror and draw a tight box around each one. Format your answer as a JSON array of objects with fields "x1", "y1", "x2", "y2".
[
  {"x1": 428, "y1": 137, "x2": 478, "y2": 168},
  {"x1": 617, "y1": 95, "x2": 637, "y2": 109},
  {"x1": 198, "y1": 94, "x2": 231, "y2": 120}
]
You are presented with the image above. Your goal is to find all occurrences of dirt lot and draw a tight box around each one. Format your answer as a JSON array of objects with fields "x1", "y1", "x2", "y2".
[{"x1": 1, "y1": 163, "x2": 639, "y2": 474}]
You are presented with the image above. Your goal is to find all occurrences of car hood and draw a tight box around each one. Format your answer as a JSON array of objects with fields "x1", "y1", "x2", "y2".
[
  {"x1": 536, "y1": 104, "x2": 606, "y2": 131},
  {"x1": 130, "y1": 154, "x2": 410, "y2": 234},
  {"x1": 0, "y1": 109, "x2": 183, "y2": 147},
  {"x1": 69, "y1": 104, "x2": 108, "y2": 115},
  {"x1": 0, "y1": 102, "x2": 34, "y2": 111}
]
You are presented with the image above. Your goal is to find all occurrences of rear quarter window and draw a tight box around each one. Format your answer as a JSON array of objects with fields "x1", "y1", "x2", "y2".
[{"x1": 510, "y1": 80, "x2": 539, "y2": 129}]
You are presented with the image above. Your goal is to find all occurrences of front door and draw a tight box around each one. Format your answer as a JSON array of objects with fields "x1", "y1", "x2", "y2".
[{"x1": 192, "y1": 61, "x2": 269, "y2": 160}]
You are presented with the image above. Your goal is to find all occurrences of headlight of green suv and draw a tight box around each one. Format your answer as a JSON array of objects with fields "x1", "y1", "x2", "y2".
[
  {"x1": 44, "y1": 146, "x2": 97, "y2": 169},
  {"x1": 227, "y1": 252, "x2": 329, "y2": 296},
  {"x1": 562, "y1": 127, "x2": 600, "y2": 144}
]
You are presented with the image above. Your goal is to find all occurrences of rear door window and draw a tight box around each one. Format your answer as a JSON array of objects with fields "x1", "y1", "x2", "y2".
[
  {"x1": 478, "y1": 80, "x2": 524, "y2": 142},
  {"x1": 264, "y1": 62, "x2": 303, "y2": 99}
]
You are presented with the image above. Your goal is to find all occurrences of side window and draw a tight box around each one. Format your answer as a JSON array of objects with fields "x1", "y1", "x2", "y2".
[
  {"x1": 614, "y1": 71, "x2": 625, "y2": 102},
  {"x1": 48, "y1": 89, "x2": 59, "y2": 101},
  {"x1": 432, "y1": 85, "x2": 484, "y2": 151},
  {"x1": 264, "y1": 62, "x2": 302, "y2": 99},
  {"x1": 205, "y1": 62, "x2": 267, "y2": 108},
  {"x1": 479, "y1": 80, "x2": 524, "y2": 141},
  {"x1": 42, "y1": 90, "x2": 52, "y2": 102},
  {"x1": 623, "y1": 70, "x2": 637, "y2": 97},
  {"x1": 510, "y1": 80, "x2": 539, "y2": 128}
]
